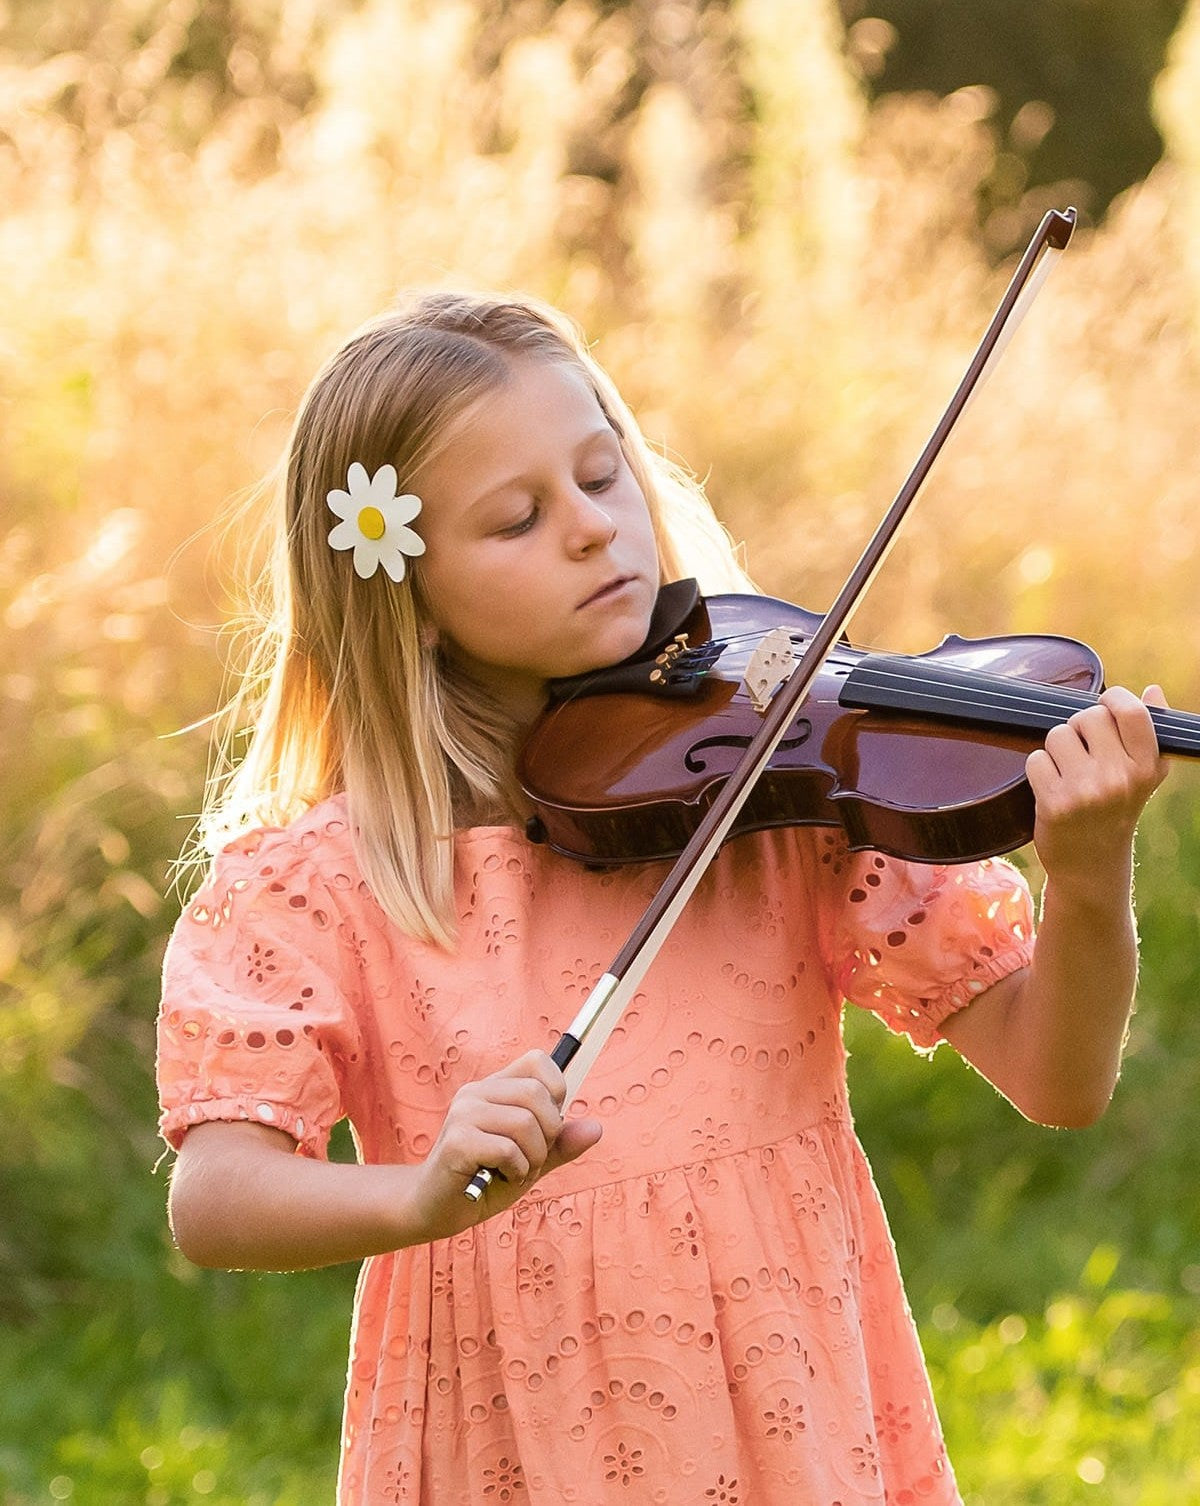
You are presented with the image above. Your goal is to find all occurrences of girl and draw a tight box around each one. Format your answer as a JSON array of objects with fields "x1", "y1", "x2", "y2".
[{"x1": 158, "y1": 291, "x2": 1167, "y2": 1505}]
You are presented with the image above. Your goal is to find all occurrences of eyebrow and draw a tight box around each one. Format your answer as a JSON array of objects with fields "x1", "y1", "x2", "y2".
[{"x1": 463, "y1": 425, "x2": 621, "y2": 516}]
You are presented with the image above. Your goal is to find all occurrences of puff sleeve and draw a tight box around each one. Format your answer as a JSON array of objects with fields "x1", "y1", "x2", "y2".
[
  {"x1": 156, "y1": 826, "x2": 366, "y2": 1158},
  {"x1": 830, "y1": 845, "x2": 1036, "y2": 1050}
]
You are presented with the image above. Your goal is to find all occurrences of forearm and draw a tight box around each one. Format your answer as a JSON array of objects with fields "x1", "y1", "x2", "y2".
[
  {"x1": 168, "y1": 1122, "x2": 425, "y2": 1271},
  {"x1": 945, "y1": 858, "x2": 1140, "y2": 1127},
  {"x1": 1010, "y1": 860, "x2": 1139, "y2": 1123},
  {"x1": 944, "y1": 685, "x2": 1165, "y2": 1127}
]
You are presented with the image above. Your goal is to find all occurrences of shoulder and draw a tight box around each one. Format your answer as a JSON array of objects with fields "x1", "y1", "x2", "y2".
[
  {"x1": 217, "y1": 793, "x2": 354, "y2": 868},
  {"x1": 162, "y1": 797, "x2": 401, "y2": 1027},
  {"x1": 198, "y1": 794, "x2": 354, "y2": 884},
  {"x1": 176, "y1": 795, "x2": 373, "y2": 939}
]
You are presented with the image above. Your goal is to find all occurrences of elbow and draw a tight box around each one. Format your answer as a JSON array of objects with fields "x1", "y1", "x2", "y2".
[
  {"x1": 1017, "y1": 1083, "x2": 1115, "y2": 1130},
  {"x1": 172, "y1": 1236, "x2": 224, "y2": 1271},
  {"x1": 165, "y1": 1120, "x2": 300, "y2": 1270},
  {"x1": 167, "y1": 1148, "x2": 250, "y2": 1270},
  {"x1": 997, "y1": 1047, "x2": 1122, "y2": 1130},
  {"x1": 168, "y1": 1187, "x2": 233, "y2": 1269}
]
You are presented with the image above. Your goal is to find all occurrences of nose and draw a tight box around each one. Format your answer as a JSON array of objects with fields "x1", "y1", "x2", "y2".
[{"x1": 564, "y1": 489, "x2": 617, "y2": 558}]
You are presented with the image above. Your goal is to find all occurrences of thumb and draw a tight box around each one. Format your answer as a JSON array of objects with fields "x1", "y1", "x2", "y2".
[
  {"x1": 1142, "y1": 682, "x2": 1169, "y2": 709},
  {"x1": 543, "y1": 1116, "x2": 603, "y2": 1174}
]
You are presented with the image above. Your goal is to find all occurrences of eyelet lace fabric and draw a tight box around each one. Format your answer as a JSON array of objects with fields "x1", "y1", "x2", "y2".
[{"x1": 157, "y1": 798, "x2": 1034, "y2": 1505}]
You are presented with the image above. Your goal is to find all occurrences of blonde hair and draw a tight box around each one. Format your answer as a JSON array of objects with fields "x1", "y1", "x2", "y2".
[{"x1": 202, "y1": 291, "x2": 753, "y2": 946}]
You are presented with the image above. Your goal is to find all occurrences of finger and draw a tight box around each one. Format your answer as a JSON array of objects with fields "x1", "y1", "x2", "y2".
[
  {"x1": 495, "y1": 1077, "x2": 565, "y2": 1143},
  {"x1": 1096, "y1": 686, "x2": 1162, "y2": 768},
  {"x1": 492, "y1": 1050, "x2": 568, "y2": 1110},
  {"x1": 1038, "y1": 715, "x2": 1101, "y2": 779},
  {"x1": 1024, "y1": 744, "x2": 1057, "y2": 796},
  {"x1": 441, "y1": 1105, "x2": 553, "y2": 1185},
  {"x1": 1138, "y1": 685, "x2": 1173, "y2": 785},
  {"x1": 465, "y1": 1135, "x2": 533, "y2": 1188},
  {"x1": 464, "y1": 1087, "x2": 564, "y2": 1162},
  {"x1": 461, "y1": 1061, "x2": 566, "y2": 1138},
  {"x1": 1040, "y1": 691, "x2": 1153, "y2": 780}
]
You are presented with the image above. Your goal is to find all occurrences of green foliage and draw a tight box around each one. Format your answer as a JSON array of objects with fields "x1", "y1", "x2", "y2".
[
  {"x1": 844, "y1": 0, "x2": 1189, "y2": 230},
  {"x1": 0, "y1": 1275, "x2": 352, "y2": 1504},
  {"x1": 928, "y1": 1288, "x2": 1200, "y2": 1504}
]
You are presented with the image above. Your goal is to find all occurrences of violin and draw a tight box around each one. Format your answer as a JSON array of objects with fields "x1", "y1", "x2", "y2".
[{"x1": 520, "y1": 579, "x2": 1200, "y2": 868}]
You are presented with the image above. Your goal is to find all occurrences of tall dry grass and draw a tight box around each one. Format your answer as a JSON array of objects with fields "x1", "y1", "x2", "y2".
[{"x1": 4, "y1": 0, "x2": 1200, "y2": 1082}]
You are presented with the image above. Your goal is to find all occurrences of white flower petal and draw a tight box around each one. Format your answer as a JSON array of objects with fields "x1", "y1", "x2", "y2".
[
  {"x1": 376, "y1": 497, "x2": 412, "y2": 529},
  {"x1": 328, "y1": 520, "x2": 359, "y2": 552},
  {"x1": 326, "y1": 488, "x2": 353, "y2": 521},
  {"x1": 369, "y1": 463, "x2": 398, "y2": 503},
  {"x1": 393, "y1": 525, "x2": 426, "y2": 558},
  {"x1": 347, "y1": 461, "x2": 370, "y2": 495},
  {"x1": 379, "y1": 548, "x2": 410, "y2": 583},
  {"x1": 352, "y1": 542, "x2": 382, "y2": 578},
  {"x1": 390, "y1": 493, "x2": 422, "y2": 527}
]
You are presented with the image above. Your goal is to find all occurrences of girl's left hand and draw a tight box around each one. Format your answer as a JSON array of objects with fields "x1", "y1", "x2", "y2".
[{"x1": 1026, "y1": 684, "x2": 1170, "y2": 887}]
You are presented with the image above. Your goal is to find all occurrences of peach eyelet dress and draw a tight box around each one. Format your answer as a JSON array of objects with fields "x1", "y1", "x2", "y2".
[{"x1": 157, "y1": 795, "x2": 1034, "y2": 1506}]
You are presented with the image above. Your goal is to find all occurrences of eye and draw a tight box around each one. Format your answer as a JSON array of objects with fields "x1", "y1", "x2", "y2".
[
  {"x1": 496, "y1": 506, "x2": 538, "y2": 538},
  {"x1": 581, "y1": 472, "x2": 617, "y2": 495}
]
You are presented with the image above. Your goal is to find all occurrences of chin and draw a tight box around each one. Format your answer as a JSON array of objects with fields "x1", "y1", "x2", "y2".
[
  {"x1": 560, "y1": 584, "x2": 657, "y2": 677},
  {"x1": 597, "y1": 613, "x2": 655, "y2": 669}
]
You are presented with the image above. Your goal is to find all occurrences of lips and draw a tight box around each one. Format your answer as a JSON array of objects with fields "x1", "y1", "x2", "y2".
[{"x1": 578, "y1": 575, "x2": 634, "y2": 609}]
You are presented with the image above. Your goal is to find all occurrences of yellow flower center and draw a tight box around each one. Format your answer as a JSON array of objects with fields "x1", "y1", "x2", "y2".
[{"x1": 357, "y1": 505, "x2": 386, "y2": 541}]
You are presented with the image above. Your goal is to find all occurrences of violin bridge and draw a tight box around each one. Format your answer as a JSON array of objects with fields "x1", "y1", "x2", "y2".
[{"x1": 743, "y1": 628, "x2": 798, "y2": 713}]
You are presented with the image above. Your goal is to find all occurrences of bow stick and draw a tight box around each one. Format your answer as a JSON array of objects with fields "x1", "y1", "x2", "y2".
[{"x1": 465, "y1": 205, "x2": 1077, "y2": 1202}]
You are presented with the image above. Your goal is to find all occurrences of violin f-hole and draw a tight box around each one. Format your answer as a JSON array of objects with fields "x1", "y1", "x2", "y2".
[{"x1": 685, "y1": 721, "x2": 813, "y2": 775}]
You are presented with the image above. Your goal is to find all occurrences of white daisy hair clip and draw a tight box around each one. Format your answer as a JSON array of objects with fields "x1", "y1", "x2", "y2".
[{"x1": 326, "y1": 461, "x2": 426, "y2": 581}]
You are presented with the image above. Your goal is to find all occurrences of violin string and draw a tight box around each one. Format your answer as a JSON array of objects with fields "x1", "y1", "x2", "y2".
[
  {"x1": 849, "y1": 659, "x2": 1200, "y2": 751},
  {"x1": 707, "y1": 632, "x2": 1200, "y2": 751}
]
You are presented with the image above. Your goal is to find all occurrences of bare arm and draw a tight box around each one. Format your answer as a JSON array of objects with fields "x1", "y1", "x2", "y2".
[
  {"x1": 168, "y1": 1050, "x2": 603, "y2": 1270},
  {"x1": 942, "y1": 686, "x2": 1168, "y2": 1128}
]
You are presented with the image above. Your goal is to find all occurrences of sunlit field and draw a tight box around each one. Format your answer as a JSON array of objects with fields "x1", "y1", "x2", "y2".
[{"x1": 3, "y1": 1, "x2": 1200, "y2": 1501}]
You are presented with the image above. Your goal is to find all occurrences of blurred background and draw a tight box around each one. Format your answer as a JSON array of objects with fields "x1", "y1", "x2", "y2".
[{"x1": 3, "y1": 0, "x2": 1200, "y2": 1501}]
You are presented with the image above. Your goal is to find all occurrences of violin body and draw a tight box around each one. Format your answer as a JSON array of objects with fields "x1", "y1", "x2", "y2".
[{"x1": 519, "y1": 590, "x2": 1111, "y2": 866}]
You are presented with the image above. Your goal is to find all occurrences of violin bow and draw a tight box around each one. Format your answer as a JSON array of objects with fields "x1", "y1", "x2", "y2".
[{"x1": 465, "y1": 205, "x2": 1077, "y2": 1202}]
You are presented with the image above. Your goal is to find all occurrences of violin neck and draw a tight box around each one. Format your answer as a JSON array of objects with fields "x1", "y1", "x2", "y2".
[{"x1": 842, "y1": 655, "x2": 1200, "y2": 759}]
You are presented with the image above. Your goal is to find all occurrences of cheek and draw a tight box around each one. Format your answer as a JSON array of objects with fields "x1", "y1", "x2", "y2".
[
  {"x1": 418, "y1": 547, "x2": 493, "y2": 626},
  {"x1": 628, "y1": 503, "x2": 660, "y2": 566},
  {"x1": 422, "y1": 557, "x2": 543, "y2": 655}
]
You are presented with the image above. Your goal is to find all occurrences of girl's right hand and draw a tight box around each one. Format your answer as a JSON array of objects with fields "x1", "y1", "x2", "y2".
[{"x1": 409, "y1": 1050, "x2": 603, "y2": 1238}]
